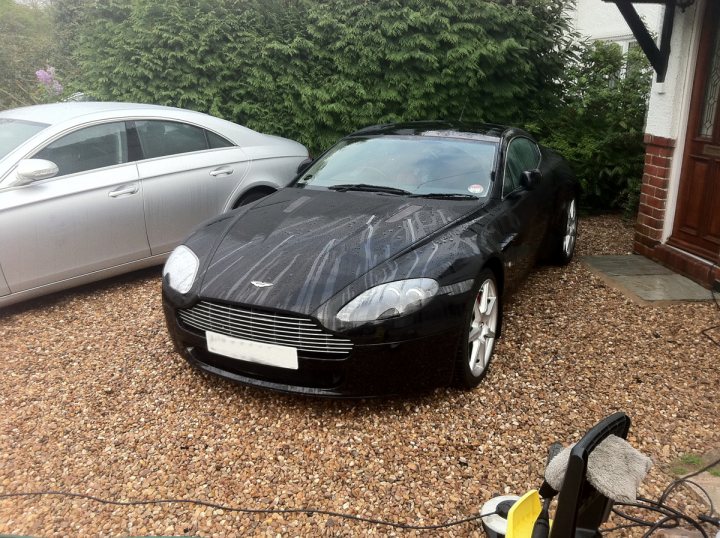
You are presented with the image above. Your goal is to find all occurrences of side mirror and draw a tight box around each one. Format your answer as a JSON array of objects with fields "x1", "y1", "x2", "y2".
[
  {"x1": 520, "y1": 169, "x2": 541, "y2": 190},
  {"x1": 14, "y1": 159, "x2": 59, "y2": 186},
  {"x1": 296, "y1": 157, "x2": 313, "y2": 176}
]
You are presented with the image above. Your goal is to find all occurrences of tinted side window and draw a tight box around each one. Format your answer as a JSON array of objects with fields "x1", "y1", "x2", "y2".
[
  {"x1": 206, "y1": 130, "x2": 234, "y2": 149},
  {"x1": 34, "y1": 122, "x2": 128, "y2": 177},
  {"x1": 135, "y1": 120, "x2": 208, "y2": 159},
  {"x1": 503, "y1": 138, "x2": 540, "y2": 196}
]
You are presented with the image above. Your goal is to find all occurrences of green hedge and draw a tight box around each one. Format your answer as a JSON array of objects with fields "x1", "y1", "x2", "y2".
[
  {"x1": 533, "y1": 41, "x2": 652, "y2": 215},
  {"x1": 55, "y1": 1, "x2": 650, "y2": 213},
  {"x1": 65, "y1": 0, "x2": 572, "y2": 153},
  {"x1": 0, "y1": 0, "x2": 55, "y2": 109}
]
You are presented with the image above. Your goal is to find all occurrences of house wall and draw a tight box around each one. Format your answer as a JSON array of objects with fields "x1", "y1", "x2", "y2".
[
  {"x1": 635, "y1": 0, "x2": 719, "y2": 287},
  {"x1": 571, "y1": 0, "x2": 663, "y2": 48}
]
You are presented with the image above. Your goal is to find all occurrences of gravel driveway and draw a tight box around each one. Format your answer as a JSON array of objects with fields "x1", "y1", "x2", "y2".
[{"x1": 1, "y1": 215, "x2": 718, "y2": 537}]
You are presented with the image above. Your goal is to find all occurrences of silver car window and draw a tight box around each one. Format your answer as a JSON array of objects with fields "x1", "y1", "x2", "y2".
[
  {"x1": 0, "y1": 119, "x2": 49, "y2": 161},
  {"x1": 33, "y1": 121, "x2": 128, "y2": 177},
  {"x1": 135, "y1": 120, "x2": 211, "y2": 159},
  {"x1": 206, "y1": 130, "x2": 234, "y2": 149}
]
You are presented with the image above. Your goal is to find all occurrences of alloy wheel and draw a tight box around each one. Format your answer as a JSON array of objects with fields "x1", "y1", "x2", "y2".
[
  {"x1": 468, "y1": 278, "x2": 498, "y2": 377},
  {"x1": 563, "y1": 199, "x2": 577, "y2": 258}
]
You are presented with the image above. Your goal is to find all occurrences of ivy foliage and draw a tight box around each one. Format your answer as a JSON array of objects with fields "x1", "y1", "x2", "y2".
[
  {"x1": 535, "y1": 41, "x2": 652, "y2": 215},
  {"x1": 66, "y1": 0, "x2": 573, "y2": 153}
]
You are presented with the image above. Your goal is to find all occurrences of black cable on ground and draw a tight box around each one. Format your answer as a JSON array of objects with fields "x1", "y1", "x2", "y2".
[
  {"x1": 701, "y1": 286, "x2": 720, "y2": 349},
  {"x1": 609, "y1": 499, "x2": 708, "y2": 538},
  {"x1": 0, "y1": 490, "x2": 497, "y2": 531},
  {"x1": 659, "y1": 455, "x2": 720, "y2": 514},
  {"x1": 604, "y1": 456, "x2": 720, "y2": 536}
]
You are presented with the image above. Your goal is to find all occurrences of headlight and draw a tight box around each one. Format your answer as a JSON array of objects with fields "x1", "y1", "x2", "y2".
[
  {"x1": 163, "y1": 245, "x2": 199, "y2": 294},
  {"x1": 336, "y1": 278, "x2": 439, "y2": 323}
]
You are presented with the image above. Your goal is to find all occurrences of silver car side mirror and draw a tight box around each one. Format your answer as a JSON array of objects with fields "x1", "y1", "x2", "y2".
[{"x1": 13, "y1": 159, "x2": 59, "y2": 186}]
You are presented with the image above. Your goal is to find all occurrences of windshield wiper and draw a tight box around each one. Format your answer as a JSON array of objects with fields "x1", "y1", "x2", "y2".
[
  {"x1": 328, "y1": 184, "x2": 412, "y2": 196},
  {"x1": 410, "y1": 193, "x2": 479, "y2": 200}
]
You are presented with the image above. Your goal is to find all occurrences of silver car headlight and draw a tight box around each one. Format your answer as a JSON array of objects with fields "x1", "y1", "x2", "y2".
[
  {"x1": 163, "y1": 245, "x2": 199, "y2": 294},
  {"x1": 336, "y1": 278, "x2": 439, "y2": 323}
]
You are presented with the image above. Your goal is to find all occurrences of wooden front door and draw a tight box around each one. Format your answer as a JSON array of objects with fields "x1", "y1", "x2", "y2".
[{"x1": 670, "y1": 0, "x2": 720, "y2": 264}]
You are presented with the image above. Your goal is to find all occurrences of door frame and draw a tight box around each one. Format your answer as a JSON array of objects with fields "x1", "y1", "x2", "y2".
[{"x1": 667, "y1": 0, "x2": 720, "y2": 263}]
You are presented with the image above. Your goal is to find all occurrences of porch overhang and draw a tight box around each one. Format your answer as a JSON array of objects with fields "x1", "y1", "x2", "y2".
[{"x1": 602, "y1": 0, "x2": 695, "y2": 82}]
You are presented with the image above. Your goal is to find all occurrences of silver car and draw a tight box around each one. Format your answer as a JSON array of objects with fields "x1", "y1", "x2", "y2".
[{"x1": 0, "y1": 102, "x2": 308, "y2": 308}]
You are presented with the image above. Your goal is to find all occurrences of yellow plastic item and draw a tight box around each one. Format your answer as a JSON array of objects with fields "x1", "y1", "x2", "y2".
[{"x1": 506, "y1": 489, "x2": 543, "y2": 538}]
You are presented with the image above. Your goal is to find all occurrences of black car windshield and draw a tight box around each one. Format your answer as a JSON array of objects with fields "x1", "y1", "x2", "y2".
[
  {"x1": 0, "y1": 118, "x2": 49, "y2": 161},
  {"x1": 296, "y1": 136, "x2": 498, "y2": 198}
]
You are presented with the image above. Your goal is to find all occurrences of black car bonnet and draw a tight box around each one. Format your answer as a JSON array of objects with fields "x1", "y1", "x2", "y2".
[{"x1": 197, "y1": 188, "x2": 480, "y2": 314}]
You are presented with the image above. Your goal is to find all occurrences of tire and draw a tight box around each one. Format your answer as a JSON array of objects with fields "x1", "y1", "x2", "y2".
[
  {"x1": 453, "y1": 269, "x2": 501, "y2": 389},
  {"x1": 234, "y1": 188, "x2": 275, "y2": 208},
  {"x1": 549, "y1": 196, "x2": 577, "y2": 265}
]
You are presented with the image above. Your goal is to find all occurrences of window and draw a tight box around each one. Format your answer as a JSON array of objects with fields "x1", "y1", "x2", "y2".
[
  {"x1": 296, "y1": 136, "x2": 497, "y2": 197},
  {"x1": 206, "y1": 130, "x2": 234, "y2": 149},
  {"x1": 0, "y1": 119, "x2": 48, "y2": 161},
  {"x1": 34, "y1": 122, "x2": 128, "y2": 177},
  {"x1": 134, "y1": 120, "x2": 233, "y2": 159},
  {"x1": 503, "y1": 138, "x2": 540, "y2": 196}
]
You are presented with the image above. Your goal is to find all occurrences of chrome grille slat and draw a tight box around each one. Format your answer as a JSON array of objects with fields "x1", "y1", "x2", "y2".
[
  {"x1": 178, "y1": 302, "x2": 353, "y2": 355},
  {"x1": 192, "y1": 303, "x2": 320, "y2": 329},
  {"x1": 180, "y1": 312, "x2": 351, "y2": 349},
  {"x1": 180, "y1": 310, "x2": 327, "y2": 337},
  {"x1": 197, "y1": 301, "x2": 317, "y2": 323}
]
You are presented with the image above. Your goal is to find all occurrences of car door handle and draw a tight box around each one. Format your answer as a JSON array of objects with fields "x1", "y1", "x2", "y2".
[
  {"x1": 210, "y1": 167, "x2": 234, "y2": 177},
  {"x1": 108, "y1": 185, "x2": 139, "y2": 198}
]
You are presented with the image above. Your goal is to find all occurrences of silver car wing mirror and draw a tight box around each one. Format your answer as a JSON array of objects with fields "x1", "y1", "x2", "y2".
[{"x1": 13, "y1": 159, "x2": 59, "y2": 186}]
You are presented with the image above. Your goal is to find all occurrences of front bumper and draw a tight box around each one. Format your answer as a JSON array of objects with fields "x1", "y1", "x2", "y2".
[{"x1": 162, "y1": 294, "x2": 464, "y2": 397}]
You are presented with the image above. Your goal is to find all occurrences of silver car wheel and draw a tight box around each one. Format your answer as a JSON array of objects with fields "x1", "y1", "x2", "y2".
[
  {"x1": 563, "y1": 199, "x2": 577, "y2": 257},
  {"x1": 468, "y1": 278, "x2": 498, "y2": 377}
]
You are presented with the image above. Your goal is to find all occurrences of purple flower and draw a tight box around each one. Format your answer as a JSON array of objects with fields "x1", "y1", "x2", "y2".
[
  {"x1": 35, "y1": 66, "x2": 63, "y2": 96},
  {"x1": 36, "y1": 69, "x2": 52, "y2": 84}
]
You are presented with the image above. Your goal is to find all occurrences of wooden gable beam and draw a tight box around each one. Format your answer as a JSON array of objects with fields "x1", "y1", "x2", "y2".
[{"x1": 604, "y1": 0, "x2": 680, "y2": 82}]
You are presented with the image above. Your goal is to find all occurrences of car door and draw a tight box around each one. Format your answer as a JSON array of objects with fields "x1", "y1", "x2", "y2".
[
  {"x1": 133, "y1": 120, "x2": 250, "y2": 255},
  {"x1": 494, "y1": 137, "x2": 546, "y2": 290},
  {"x1": 0, "y1": 121, "x2": 150, "y2": 293},
  {"x1": 0, "y1": 264, "x2": 9, "y2": 297}
]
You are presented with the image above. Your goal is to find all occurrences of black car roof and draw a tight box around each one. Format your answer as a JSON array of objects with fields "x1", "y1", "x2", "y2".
[{"x1": 346, "y1": 121, "x2": 522, "y2": 141}]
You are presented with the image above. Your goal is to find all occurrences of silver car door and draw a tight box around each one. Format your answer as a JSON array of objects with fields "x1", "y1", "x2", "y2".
[
  {"x1": 133, "y1": 120, "x2": 250, "y2": 255},
  {"x1": 0, "y1": 122, "x2": 150, "y2": 293},
  {"x1": 0, "y1": 264, "x2": 9, "y2": 296}
]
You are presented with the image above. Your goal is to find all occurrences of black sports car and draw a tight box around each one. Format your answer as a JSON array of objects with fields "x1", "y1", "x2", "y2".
[{"x1": 162, "y1": 122, "x2": 578, "y2": 397}]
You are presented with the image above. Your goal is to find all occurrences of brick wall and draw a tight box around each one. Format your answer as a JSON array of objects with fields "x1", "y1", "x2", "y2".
[
  {"x1": 634, "y1": 134, "x2": 675, "y2": 258},
  {"x1": 634, "y1": 134, "x2": 719, "y2": 288}
]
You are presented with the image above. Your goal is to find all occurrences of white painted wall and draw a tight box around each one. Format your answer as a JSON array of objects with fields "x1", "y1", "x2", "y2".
[
  {"x1": 643, "y1": 0, "x2": 705, "y2": 240},
  {"x1": 571, "y1": 0, "x2": 664, "y2": 52},
  {"x1": 645, "y1": 2, "x2": 702, "y2": 140}
]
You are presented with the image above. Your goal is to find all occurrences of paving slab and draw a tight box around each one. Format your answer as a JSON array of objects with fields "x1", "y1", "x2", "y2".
[
  {"x1": 585, "y1": 254, "x2": 675, "y2": 276},
  {"x1": 583, "y1": 255, "x2": 713, "y2": 304},
  {"x1": 689, "y1": 471, "x2": 720, "y2": 518}
]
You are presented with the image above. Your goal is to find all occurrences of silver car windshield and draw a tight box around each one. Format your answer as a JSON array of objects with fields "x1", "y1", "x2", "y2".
[
  {"x1": 296, "y1": 136, "x2": 498, "y2": 198},
  {"x1": 0, "y1": 118, "x2": 49, "y2": 161}
]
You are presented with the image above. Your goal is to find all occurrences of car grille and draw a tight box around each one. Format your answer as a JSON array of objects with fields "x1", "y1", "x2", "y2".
[{"x1": 178, "y1": 301, "x2": 353, "y2": 355}]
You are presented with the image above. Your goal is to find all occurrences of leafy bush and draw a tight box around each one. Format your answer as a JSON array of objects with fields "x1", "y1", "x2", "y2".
[
  {"x1": 47, "y1": 2, "x2": 653, "y2": 215},
  {"x1": 534, "y1": 41, "x2": 652, "y2": 215},
  {"x1": 0, "y1": 0, "x2": 56, "y2": 109},
  {"x1": 63, "y1": 0, "x2": 573, "y2": 154}
]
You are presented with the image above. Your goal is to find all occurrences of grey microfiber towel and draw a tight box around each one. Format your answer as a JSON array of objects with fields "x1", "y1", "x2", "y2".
[{"x1": 544, "y1": 434, "x2": 653, "y2": 503}]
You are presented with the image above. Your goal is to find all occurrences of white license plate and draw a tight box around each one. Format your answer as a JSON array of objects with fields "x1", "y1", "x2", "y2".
[{"x1": 206, "y1": 331, "x2": 298, "y2": 370}]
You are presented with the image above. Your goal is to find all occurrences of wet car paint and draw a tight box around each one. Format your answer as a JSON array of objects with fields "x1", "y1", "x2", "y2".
[{"x1": 162, "y1": 122, "x2": 578, "y2": 396}]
